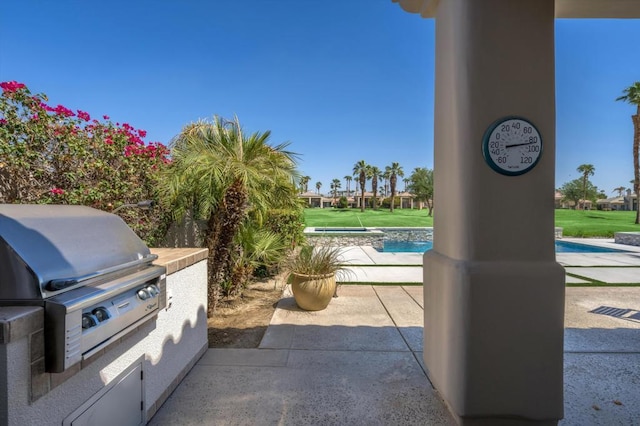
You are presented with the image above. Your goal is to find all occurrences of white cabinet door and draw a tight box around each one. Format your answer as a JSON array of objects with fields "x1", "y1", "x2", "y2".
[{"x1": 68, "y1": 363, "x2": 144, "y2": 426}]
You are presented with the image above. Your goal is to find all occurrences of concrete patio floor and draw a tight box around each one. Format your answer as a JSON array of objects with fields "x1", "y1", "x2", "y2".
[{"x1": 150, "y1": 243, "x2": 640, "y2": 425}]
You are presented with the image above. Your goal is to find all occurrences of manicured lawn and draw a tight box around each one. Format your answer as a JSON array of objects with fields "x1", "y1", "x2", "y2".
[
  {"x1": 303, "y1": 208, "x2": 639, "y2": 237},
  {"x1": 554, "y1": 209, "x2": 639, "y2": 237},
  {"x1": 303, "y1": 208, "x2": 433, "y2": 227}
]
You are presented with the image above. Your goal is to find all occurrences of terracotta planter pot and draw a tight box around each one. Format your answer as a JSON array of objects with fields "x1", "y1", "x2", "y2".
[{"x1": 291, "y1": 272, "x2": 336, "y2": 311}]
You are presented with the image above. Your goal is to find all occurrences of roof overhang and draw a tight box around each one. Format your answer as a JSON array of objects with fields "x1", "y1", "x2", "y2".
[{"x1": 392, "y1": 0, "x2": 640, "y2": 18}]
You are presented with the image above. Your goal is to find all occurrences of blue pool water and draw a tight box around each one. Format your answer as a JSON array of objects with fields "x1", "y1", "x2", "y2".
[{"x1": 380, "y1": 240, "x2": 628, "y2": 253}]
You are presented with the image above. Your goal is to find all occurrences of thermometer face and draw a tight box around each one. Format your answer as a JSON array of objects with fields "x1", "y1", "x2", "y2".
[{"x1": 482, "y1": 117, "x2": 543, "y2": 176}]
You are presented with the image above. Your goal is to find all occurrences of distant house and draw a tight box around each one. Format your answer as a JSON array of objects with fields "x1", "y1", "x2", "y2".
[
  {"x1": 554, "y1": 191, "x2": 593, "y2": 210},
  {"x1": 627, "y1": 190, "x2": 639, "y2": 211},
  {"x1": 298, "y1": 191, "x2": 331, "y2": 208},
  {"x1": 597, "y1": 190, "x2": 638, "y2": 211},
  {"x1": 596, "y1": 196, "x2": 626, "y2": 211},
  {"x1": 298, "y1": 190, "x2": 429, "y2": 210}
]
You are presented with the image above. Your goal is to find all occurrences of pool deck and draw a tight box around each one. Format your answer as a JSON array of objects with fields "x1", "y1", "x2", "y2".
[
  {"x1": 337, "y1": 238, "x2": 640, "y2": 285},
  {"x1": 150, "y1": 239, "x2": 640, "y2": 425}
]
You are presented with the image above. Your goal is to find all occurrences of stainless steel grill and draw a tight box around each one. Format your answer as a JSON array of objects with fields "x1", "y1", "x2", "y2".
[{"x1": 0, "y1": 204, "x2": 166, "y2": 373}]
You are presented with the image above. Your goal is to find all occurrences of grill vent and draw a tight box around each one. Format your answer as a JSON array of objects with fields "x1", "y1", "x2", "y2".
[{"x1": 64, "y1": 316, "x2": 83, "y2": 370}]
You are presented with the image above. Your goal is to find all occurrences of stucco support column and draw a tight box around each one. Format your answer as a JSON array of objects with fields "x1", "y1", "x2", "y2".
[{"x1": 424, "y1": 0, "x2": 565, "y2": 424}]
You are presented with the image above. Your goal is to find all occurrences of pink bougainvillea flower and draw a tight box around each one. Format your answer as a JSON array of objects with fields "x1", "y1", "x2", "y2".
[
  {"x1": 127, "y1": 134, "x2": 143, "y2": 145},
  {"x1": 31, "y1": 113, "x2": 39, "y2": 121},
  {"x1": 0, "y1": 81, "x2": 26, "y2": 93},
  {"x1": 77, "y1": 110, "x2": 90, "y2": 122},
  {"x1": 0, "y1": 118, "x2": 7, "y2": 125},
  {"x1": 104, "y1": 137, "x2": 113, "y2": 145},
  {"x1": 50, "y1": 188, "x2": 65, "y2": 195},
  {"x1": 39, "y1": 101, "x2": 55, "y2": 112},
  {"x1": 54, "y1": 105, "x2": 75, "y2": 117},
  {"x1": 138, "y1": 129, "x2": 147, "y2": 138},
  {"x1": 103, "y1": 115, "x2": 110, "y2": 120}
]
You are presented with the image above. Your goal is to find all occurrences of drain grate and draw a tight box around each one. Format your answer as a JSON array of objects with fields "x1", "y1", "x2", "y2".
[{"x1": 589, "y1": 305, "x2": 640, "y2": 321}]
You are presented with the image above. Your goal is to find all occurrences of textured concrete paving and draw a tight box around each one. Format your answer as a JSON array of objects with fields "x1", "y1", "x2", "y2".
[
  {"x1": 564, "y1": 267, "x2": 640, "y2": 284},
  {"x1": 558, "y1": 253, "x2": 640, "y2": 267},
  {"x1": 562, "y1": 287, "x2": 640, "y2": 425},
  {"x1": 150, "y1": 285, "x2": 640, "y2": 425},
  {"x1": 565, "y1": 274, "x2": 590, "y2": 284},
  {"x1": 150, "y1": 286, "x2": 455, "y2": 425},
  {"x1": 340, "y1": 266, "x2": 424, "y2": 283}
]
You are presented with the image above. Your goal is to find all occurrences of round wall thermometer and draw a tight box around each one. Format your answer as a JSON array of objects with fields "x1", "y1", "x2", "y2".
[{"x1": 482, "y1": 116, "x2": 543, "y2": 176}]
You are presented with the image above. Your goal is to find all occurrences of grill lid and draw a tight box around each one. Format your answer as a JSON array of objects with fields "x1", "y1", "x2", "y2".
[{"x1": 0, "y1": 204, "x2": 156, "y2": 299}]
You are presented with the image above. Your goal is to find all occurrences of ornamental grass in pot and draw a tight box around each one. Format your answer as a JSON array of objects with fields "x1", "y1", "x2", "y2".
[{"x1": 284, "y1": 245, "x2": 349, "y2": 311}]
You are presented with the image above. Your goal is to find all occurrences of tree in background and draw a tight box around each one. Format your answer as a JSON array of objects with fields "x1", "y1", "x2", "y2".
[
  {"x1": 616, "y1": 82, "x2": 640, "y2": 224},
  {"x1": 408, "y1": 167, "x2": 434, "y2": 216},
  {"x1": 387, "y1": 162, "x2": 404, "y2": 213},
  {"x1": 368, "y1": 165, "x2": 381, "y2": 209},
  {"x1": 403, "y1": 177, "x2": 410, "y2": 192},
  {"x1": 164, "y1": 116, "x2": 300, "y2": 316},
  {"x1": 613, "y1": 186, "x2": 627, "y2": 197},
  {"x1": 315, "y1": 181, "x2": 322, "y2": 194},
  {"x1": 353, "y1": 160, "x2": 368, "y2": 212},
  {"x1": 559, "y1": 178, "x2": 600, "y2": 209},
  {"x1": 343, "y1": 175, "x2": 352, "y2": 198},
  {"x1": 576, "y1": 164, "x2": 595, "y2": 210},
  {"x1": 382, "y1": 168, "x2": 391, "y2": 198},
  {"x1": 299, "y1": 175, "x2": 310, "y2": 194},
  {"x1": 330, "y1": 178, "x2": 341, "y2": 206}
]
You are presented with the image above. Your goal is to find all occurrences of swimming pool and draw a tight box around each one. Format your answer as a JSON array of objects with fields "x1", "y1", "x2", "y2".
[{"x1": 379, "y1": 240, "x2": 629, "y2": 253}]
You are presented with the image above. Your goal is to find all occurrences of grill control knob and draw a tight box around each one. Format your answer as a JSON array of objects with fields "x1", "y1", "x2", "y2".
[
  {"x1": 137, "y1": 288, "x2": 151, "y2": 300},
  {"x1": 145, "y1": 284, "x2": 160, "y2": 297},
  {"x1": 92, "y1": 307, "x2": 110, "y2": 322},
  {"x1": 82, "y1": 313, "x2": 97, "y2": 329}
]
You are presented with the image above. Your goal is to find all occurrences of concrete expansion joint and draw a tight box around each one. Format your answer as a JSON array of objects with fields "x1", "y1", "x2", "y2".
[{"x1": 370, "y1": 286, "x2": 429, "y2": 377}]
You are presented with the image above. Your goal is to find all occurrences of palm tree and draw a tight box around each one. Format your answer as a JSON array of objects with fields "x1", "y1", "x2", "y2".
[
  {"x1": 369, "y1": 165, "x2": 381, "y2": 209},
  {"x1": 344, "y1": 175, "x2": 352, "y2": 198},
  {"x1": 387, "y1": 162, "x2": 404, "y2": 213},
  {"x1": 299, "y1": 175, "x2": 311, "y2": 194},
  {"x1": 617, "y1": 82, "x2": 640, "y2": 224},
  {"x1": 330, "y1": 178, "x2": 341, "y2": 206},
  {"x1": 164, "y1": 116, "x2": 299, "y2": 317},
  {"x1": 353, "y1": 160, "x2": 368, "y2": 212},
  {"x1": 382, "y1": 168, "x2": 391, "y2": 198},
  {"x1": 577, "y1": 164, "x2": 595, "y2": 210},
  {"x1": 403, "y1": 177, "x2": 410, "y2": 192},
  {"x1": 613, "y1": 186, "x2": 627, "y2": 197},
  {"x1": 315, "y1": 181, "x2": 322, "y2": 194}
]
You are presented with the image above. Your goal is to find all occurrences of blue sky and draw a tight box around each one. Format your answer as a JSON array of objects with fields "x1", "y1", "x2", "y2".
[{"x1": 1, "y1": 1, "x2": 638, "y2": 196}]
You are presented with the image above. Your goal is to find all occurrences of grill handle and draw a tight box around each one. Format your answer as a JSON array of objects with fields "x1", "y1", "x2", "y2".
[{"x1": 46, "y1": 254, "x2": 159, "y2": 291}]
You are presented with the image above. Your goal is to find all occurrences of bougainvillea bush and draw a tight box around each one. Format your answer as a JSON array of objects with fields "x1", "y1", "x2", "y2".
[{"x1": 0, "y1": 81, "x2": 171, "y2": 245}]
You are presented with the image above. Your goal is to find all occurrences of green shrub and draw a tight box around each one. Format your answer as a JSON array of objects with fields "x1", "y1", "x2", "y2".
[
  {"x1": 337, "y1": 196, "x2": 348, "y2": 208},
  {"x1": 380, "y1": 197, "x2": 401, "y2": 209},
  {"x1": 265, "y1": 208, "x2": 305, "y2": 247}
]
